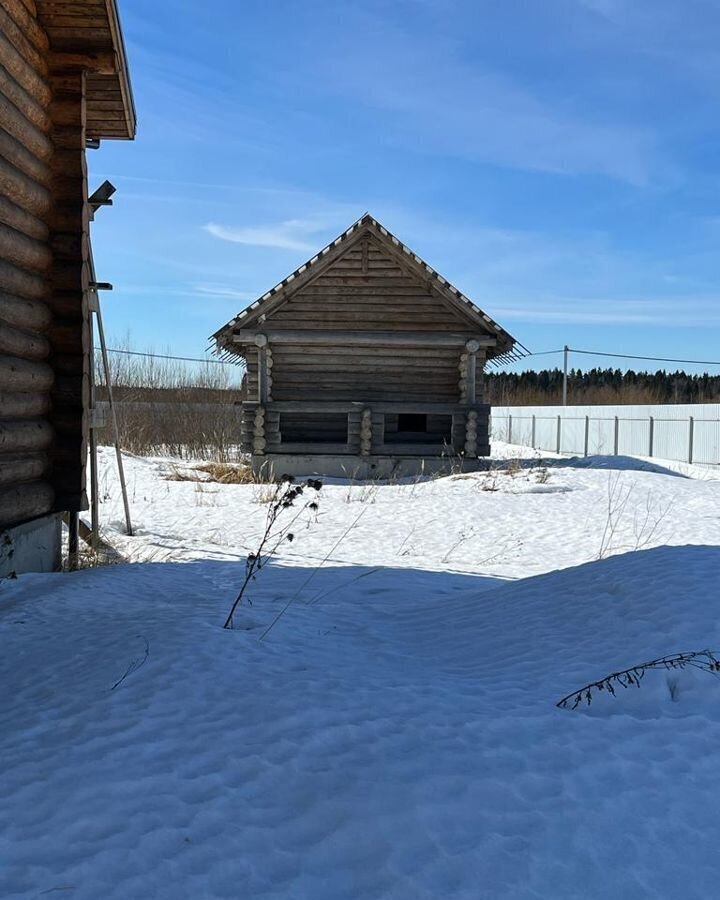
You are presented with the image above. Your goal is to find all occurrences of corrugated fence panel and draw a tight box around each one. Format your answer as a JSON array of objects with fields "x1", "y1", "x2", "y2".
[{"x1": 491, "y1": 404, "x2": 720, "y2": 466}]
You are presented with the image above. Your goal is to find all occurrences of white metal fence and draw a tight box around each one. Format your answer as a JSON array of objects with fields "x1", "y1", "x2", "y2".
[{"x1": 491, "y1": 403, "x2": 720, "y2": 466}]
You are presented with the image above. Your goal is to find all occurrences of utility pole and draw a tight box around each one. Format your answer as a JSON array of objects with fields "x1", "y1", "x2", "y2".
[{"x1": 562, "y1": 345, "x2": 569, "y2": 406}]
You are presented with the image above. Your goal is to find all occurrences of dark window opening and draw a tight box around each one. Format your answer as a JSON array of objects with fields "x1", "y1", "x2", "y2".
[
  {"x1": 280, "y1": 412, "x2": 348, "y2": 444},
  {"x1": 397, "y1": 413, "x2": 427, "y2": 433}
]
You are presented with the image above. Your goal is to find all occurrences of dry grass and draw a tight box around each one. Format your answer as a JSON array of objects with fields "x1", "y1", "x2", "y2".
[
  {"x1": 197, "y1": 462, "x2": 256, "y2": 484},
  {"x1": 164, "y1": 461, "x2": 272, "y2": 485}
]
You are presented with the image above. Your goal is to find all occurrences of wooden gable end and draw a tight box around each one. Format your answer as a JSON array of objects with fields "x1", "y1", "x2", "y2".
[{"x1": 264, "y1": 233, "x2": 486, "y2": 333}]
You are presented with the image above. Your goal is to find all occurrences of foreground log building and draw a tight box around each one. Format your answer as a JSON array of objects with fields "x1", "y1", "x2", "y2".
[
  {"x1": 0, "y1": 0, "x2": 135, "y2": 575},
  {"x1": 214, "y1": 215, "x2": 523, "y2": 477}
]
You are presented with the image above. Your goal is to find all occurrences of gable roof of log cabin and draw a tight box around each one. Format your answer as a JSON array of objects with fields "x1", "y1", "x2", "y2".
[
  {"x1": 36, "y1": 0, "x2": 136, "y2": 139},
  {"x1": 212, "y1": 215, "x2": 527, "y2": 365}
]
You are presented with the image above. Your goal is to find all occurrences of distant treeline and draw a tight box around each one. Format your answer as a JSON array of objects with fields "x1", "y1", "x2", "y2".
[{"x1": 485, "y1": 368, "x2": 720, "y2": 406}]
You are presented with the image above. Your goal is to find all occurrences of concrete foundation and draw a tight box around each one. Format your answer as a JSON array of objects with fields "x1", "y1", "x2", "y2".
[
  {"x1": 252, "y1": 454, "x2": 488, "y2": 480},
  {"x1": 0, "y1": 514, "x2": 63, "y2": 578}
]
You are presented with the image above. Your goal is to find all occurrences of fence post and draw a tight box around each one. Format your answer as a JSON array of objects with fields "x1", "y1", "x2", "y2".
[
  {"x1": 556, "y1": 414, "x2": 562, "y2": 454},
  {"x1": 583, "y1": 416, "x2": 589, "y2": 457},
  {"x1": 531, "y1": 414, "x2": 536, "y2": 449},
  {"x1": 648, "y1": 416, "x2": 654, "y2": 458},
  {"x1": 508, "y1": 414, "x2": 513, "y2": 444},
  {"x1": 688, "y1": 416, "x2": 694, "y2": 464},
  {"x1": 613, "y1": 416, "x2": 619, "y2": 456}
]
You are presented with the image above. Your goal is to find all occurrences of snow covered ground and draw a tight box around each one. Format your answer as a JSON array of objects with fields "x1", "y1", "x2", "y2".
[{"x1": 2, "y1": 444, "x2": 720, "y2": 898}]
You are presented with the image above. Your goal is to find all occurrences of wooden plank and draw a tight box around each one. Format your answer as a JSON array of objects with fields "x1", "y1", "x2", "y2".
[
  {"x1": 46, "y1": 50, "x2": 117, "y2": 73},
  {"x1": 233, "y1": 330, "x2": 496, "y2": 347},
  {"x1": 0, "y1": 127, "x2": 52, "y2": 187},
  {"x1": 266, "y1": 400, "x2": 488, "y2": 414},
  {"x1": 271, "y1": 346, "x2": 458, "y2": 360},
  {"x1": 0, "y1": 320, "x2": 49, "y2": 359},
  {"x1": 0, "y1": 479, "x2": 53, "y2": 527}
]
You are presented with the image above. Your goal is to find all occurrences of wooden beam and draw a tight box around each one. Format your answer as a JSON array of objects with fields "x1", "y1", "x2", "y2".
[
  {"x1": 233, "y1": 330, "x2": 497, "y2": 348},
  {"x1": 265, "y1": 400, "x2": 489, "y2": 414}
]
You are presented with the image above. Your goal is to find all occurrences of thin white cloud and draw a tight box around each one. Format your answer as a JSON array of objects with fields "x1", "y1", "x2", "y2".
[
  {"x1": 314, "y1": 12, "x2": 661, "y2": 185},
  {"x1": 203, "y1": 219, "x2": 328, "y2": 251},
  {"x1": 491, "y1": 296, "x2": 720, "y2": 327},
  {"x1": 192, "y1": 283, "x2": 257, "y2": 300}
]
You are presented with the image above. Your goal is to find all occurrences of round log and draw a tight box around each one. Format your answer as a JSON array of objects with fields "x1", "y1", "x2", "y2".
[
  {"x1": 0, "y1": 5, "x2": 47, "y2": 73},
  {"x1": 0, "y1": 156, "x2": 50, "y2": 220},
  {"x1": 0, "y1": 354, "x2": 53, "y2": 391},
  {"x1": 0, "y1": 390, "x2": 49, "y2": 418},
  {"x1": 0, "y1": 32, "x2": 51, "y2": 109},
  {"x1": 0, "y1": 63, "x2": 50, "y2": 135},
  {"x1": 0, "y1": 417, "x2": 53, "y2": 452},
  {"x1": 0, "y1": 222, "x2": 51, "y2": 274},
  {"x1": 0, "y1": 291, "x2": 50, "y2": 331},
  {"x1": 0, "y1": 451, "x2": 48, "y2": 486},
  {"x1": 0, "y1": 92, "x2": 52, "y2": 164},
  {"x1": 0, "y1": 194, "x2": 49, "y2": 242},
  {"x1": 0, "y1": 479, "x2": 54, "y2": 528},
  {"x1": 0, "y1": 320, "x2": 49, "y2": 360}
]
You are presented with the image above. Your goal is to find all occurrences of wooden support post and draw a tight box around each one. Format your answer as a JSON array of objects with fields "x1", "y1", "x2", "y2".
[
  {"x1": 614, "y1": 416, "x2": 619, "y2": 456},
  {"x1": 87, "y1": 286, "x2": 99, "y2": 550},
  {"x1": 508, "y1": 414, "x2": 513, "y2": 444},
  {"x1": 531, "y1": 414, "x2": 536, "y2": 449},
  {"x1": 360, "y1": 408, "x2": 372, "y2": 456},
  {"x1": 583, "y1": 415, "x2": 590, "y2": 457},
  {"x1": 254, "y1": 333, "x2": 268, "y2": 403},
  {"x1": 688, "y1": 416, "x2": 694, "y2": 464},
  {"x1": 556, "y1": 415, "x2": 562, "y2": 454},
  {"x1": 465, "y1": 410, "x2": 478, "y2": 457},
  {"x1": 67, "y1": 510, "x2": 79, "y2": 570},
  {"x1": 94, "y1": 285, "x2": 132, "y2": 536},
  {"x1": 648, "y1": 416, "x2": 654, "y2": 458},
  {"x1": 253, "y1": 405, "x2": 266, "y2": 455}
]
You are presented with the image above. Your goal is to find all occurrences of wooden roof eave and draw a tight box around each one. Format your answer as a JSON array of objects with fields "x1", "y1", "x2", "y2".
[
  {"x1": 212, "y1": 214, "x2": 527, "y2": 361},
  {"x1": 38, "y1": 0, "x2": 137, "y2": 140}
]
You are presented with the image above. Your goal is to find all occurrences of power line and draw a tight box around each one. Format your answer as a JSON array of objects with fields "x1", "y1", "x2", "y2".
[
  {"x1": 524, "y1": 348, "x2": 564, "y2": 357},
  {"x1": 103, "y1": 344, "x2": 720, "y2": 370},
  {"x1": 104, "y1": 347, "x2": 238, "y2": 366},
  {"x1": 569, "y1": 348, "x2": 720, "y2": 367}
]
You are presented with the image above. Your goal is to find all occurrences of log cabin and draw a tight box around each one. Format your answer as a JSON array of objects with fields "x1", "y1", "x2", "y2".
[
  {"x1": 0, "y1": 0, "x2": 135, "y2": 576},
  {"x1": 213, "y1": 215, "x2": 525, "y2": 477}
]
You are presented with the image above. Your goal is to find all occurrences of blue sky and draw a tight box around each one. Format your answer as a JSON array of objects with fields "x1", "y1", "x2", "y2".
[{"x1": 91, "y1": 0, "x2": 720, "y2": 373}]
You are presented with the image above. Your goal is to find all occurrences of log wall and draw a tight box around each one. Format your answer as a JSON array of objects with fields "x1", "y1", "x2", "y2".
[
  {"x1": 268, "y1": 236, "x2": 479, "y2": 333},
  {"x1": 0, "y1": 0, "x2": 53, "y2": 528},
  {"x1": 0, "y1": 3, "x2": 89, "y2": 529}
]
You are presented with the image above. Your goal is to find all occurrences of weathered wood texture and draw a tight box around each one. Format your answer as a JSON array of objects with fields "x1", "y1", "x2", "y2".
[
  {"x1": 36, "y1": 0, "x2": 136, "y2": 139},
  {"x1": 267, "y1": 236, "x2": 482, "y2": 333},
  {"x1": 0, "y1": 2, "x2": 134, "y2": 528},
  {"x1": 0, "y1": 3, "x2": 53, "y2": 526},
  {"x1": 228, "y1": 226, "x2": 501, "y2": 459},
  {"x1": 269, "y1": 344, "x2": 463, "y2": 402},
  {"x1": 45, "y1": 67, "x2": 89, "y2": 512}
]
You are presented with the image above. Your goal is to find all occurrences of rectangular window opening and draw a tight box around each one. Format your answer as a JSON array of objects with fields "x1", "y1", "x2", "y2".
[{"x1": 397, "y1": 413, "x2": 428, "y2": 433}]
